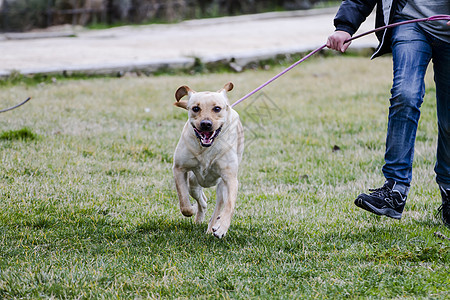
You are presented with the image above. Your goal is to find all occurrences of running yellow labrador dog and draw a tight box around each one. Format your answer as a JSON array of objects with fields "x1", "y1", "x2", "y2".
[{"x1": 173, "y1": 82, "x2": 244, "y2": 238}]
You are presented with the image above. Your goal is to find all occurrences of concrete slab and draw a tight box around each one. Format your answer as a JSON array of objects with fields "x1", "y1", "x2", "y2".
[{"x1": 0, "y1": 7, "x2": 378, "y2": 77}]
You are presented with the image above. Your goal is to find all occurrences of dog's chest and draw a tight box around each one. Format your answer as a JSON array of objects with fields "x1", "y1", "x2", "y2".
[{"x1": 191, "y1": 153, "x2": 222, "y2": 187}]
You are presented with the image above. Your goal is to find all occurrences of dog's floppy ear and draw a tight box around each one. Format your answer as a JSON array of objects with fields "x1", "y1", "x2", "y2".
[
  {"x1": 174, "y1": 85, "x2": 194, "y2": 110},
  {"x1": 218, "y1": 82, "x2": 233, "y2": 93},
  {"x1": 218, "y1": 82, "x2": 233, "y2": 109}
]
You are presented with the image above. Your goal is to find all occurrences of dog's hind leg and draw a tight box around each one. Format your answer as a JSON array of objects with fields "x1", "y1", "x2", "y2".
[
  {"x1": 173, "y1": 168, "x2": 197, "y2": 217},
  {"x1": 188, "y1": 173, "x2": 207, "y2": 223}
]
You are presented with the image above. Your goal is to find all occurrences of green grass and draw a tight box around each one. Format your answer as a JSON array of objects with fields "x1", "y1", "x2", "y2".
[{"x1": 0, "y1": 56, "x2": 448, "y2": 299}]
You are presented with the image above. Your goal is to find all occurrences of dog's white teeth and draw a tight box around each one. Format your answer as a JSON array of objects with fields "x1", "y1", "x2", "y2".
[{"x1": 202, "y1": 136, "x2": 211, "y2": 142}]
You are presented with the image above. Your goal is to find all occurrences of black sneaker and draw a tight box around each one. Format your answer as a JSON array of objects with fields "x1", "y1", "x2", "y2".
[
  {"x1": 437, "y1": 186, "x2": 450, "y2": 229},
  {"x1": 354, "y1": 179, "x2": 406, "y2": 219}
]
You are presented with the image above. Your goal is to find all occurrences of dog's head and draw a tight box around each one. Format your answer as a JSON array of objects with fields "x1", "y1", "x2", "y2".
[{"x1": 174, "y1": 82, "x2": 233, "y2": 147}]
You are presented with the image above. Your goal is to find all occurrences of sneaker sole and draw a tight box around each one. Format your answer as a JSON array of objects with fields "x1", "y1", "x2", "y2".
[{"x1": 355, "y1": 197, "x2": 402, "y2": 220}]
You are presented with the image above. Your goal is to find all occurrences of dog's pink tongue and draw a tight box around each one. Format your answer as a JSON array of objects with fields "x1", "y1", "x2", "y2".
[{"x1": 203, "y1": 131, "x2": 213, "y2": 139}]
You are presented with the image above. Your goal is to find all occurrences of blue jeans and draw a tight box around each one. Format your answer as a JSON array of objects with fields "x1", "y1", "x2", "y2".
[{"x1": 382, "y1": 22, "x2": 450, "y2": 194}]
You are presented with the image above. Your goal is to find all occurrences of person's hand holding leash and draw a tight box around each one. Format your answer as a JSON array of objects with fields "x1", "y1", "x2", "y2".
[{"x1": 327, "y1": 30, "x2": 352, "y2": 52}]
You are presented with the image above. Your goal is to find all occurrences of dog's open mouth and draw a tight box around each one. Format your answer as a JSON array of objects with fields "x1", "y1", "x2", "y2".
[{"x1": 193, "y1": 126, "x2": 222, "y2": 147}]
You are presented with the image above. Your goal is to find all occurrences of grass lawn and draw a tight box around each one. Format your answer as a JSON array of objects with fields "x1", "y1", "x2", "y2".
[{"x1": 0, "y1": 56, "x2": 449, "y2": 299}]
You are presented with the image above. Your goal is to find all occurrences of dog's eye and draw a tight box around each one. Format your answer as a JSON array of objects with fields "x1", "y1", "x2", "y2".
[
  {"x1": 192, "y1": 106, "x2": 200, "y2": 113},
  {"x1": 213, "y1": 106, "x2": 222, "y2": 113}
]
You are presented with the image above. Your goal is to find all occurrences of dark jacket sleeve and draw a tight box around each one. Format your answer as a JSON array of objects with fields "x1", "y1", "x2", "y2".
[{"x1": 333, "y1": 0, "x2": 378, "y2": 35}]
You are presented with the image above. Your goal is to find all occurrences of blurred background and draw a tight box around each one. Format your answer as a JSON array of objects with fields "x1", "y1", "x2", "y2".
[{"x1": 0, "y1": 0, "x2": 339, "y2": 32}]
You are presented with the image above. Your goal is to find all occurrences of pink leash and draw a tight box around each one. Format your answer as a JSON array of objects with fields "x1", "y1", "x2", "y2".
[{"x1": 231, "y1": 15, "x2": 450, "y2": 108}]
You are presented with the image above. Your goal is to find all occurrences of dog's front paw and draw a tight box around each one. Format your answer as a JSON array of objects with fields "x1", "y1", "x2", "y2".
[
  {"x1": 206, "y1": 215, "x2": 218, "y2": 234},
  {"x1": 211, "y1": 217, "x2": 230, "y2": 239}
]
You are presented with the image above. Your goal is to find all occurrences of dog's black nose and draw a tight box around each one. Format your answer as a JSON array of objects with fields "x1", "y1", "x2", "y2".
[{"x1": 200, "y1": 120, "x2": 213, "y2": 131}]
